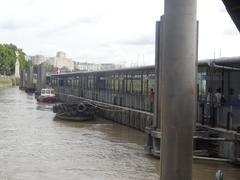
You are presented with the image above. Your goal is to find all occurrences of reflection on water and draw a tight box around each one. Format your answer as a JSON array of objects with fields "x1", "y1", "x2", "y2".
[
  {"x1": 0, "y1": 87, "x2": 239, "y2": 180},
  {"x1": 36, "y1": 104, "x2": 53, "y2": 111}
]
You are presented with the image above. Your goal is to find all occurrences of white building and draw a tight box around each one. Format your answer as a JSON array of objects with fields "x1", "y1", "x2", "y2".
[
  {"x1": 28, "y1": 55, "x2": 46, "y2": 65},
  {"x1": 46, "y1": 51, "x2": 74, "y2": 71},
  {"x1": 74, "y1": 62, "x2": 101, "y2": 72},
  {"x1": 74, "y1": 62, "x2": 124, "y2": 72},
  {"x1": 100, "y1": 63, "x2": 123, "y2": 70}
]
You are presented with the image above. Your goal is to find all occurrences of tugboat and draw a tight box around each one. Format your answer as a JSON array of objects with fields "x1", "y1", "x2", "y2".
[
  {"x1": 53, "y1": 102, "x2": 95, "y2": 121},
  {"x1": 36, "y1": 88, "x2": 56, "y2": 103}
]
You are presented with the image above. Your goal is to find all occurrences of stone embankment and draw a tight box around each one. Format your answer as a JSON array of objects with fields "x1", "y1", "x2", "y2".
[{"x1": 0, "y1": 75, "x2": 13, "y2": 88}]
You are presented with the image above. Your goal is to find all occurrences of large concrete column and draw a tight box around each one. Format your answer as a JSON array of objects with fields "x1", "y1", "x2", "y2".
[
  {"x1": 154, "y1": 20, "x2": 161, "y2": 128},
  {"x1": 27, "y1": 66, "x2": 33, "y2": 89},
  {"x1": 154, "y1": 16, "x2": 165, "y2": 129},
  {"x1": 37, "y1": 63, "x2": 46, "y2": 91},
  {"x1": 20, "y1": 71, "x2": 24, "y2": 88},
  {"x1": 37, "y1": 64, "x2": 41, "y2": 91},
  {"x1": 160, "y1": 1, "x2": 197, "y2": 180}
]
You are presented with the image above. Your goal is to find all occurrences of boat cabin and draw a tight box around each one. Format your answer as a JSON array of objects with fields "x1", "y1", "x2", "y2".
[{"x1": 40, "y1": 89, "x2": 55, "y2": 97}]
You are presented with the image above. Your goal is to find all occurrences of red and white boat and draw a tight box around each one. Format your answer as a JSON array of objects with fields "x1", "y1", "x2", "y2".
[{"x1": 36, "y1": 88, "x2": 56, "y2": 103}]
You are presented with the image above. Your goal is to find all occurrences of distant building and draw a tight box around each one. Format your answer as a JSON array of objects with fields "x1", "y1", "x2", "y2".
[
  {"x1": 74, "y1": 62, "x2": 124, "y2": 72},
  {"x1": 74, "y1": 62, "x2": 100, "y2": 72},
  {"x1": 25, "y1": 55, "x2": 30, "y2": 62},
  {"x1": 28, "y1": 52, "x2": 124, "y2": 73},
  {"x1": 56, "y1": 51, "x2": 66, "y2": 58},
  {"x1": 46, "y1": 51, "x2": 74, "y2": 71},
  {"x1": 100, "y1": 63, "x2": 123, "y2": 70},
  {"x1": 28, "y1": 55, "x2": 47, "y2": 65}
]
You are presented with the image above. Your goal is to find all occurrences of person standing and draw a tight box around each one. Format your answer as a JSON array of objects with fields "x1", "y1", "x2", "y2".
[
  {"x1": 206, "y1": 88, "x2": 217, "y2": 126},
  {"x1": 206, "y1": 88, "x2": 213, "y2": 119},
  {"x1": 149, "y1": 88, "x2": 155, "y2": 113},
  {"x1": 215, "y1": 88, "x2": 222, "y2": 107},
  {"x1": 214, "y1": 88, "x2": 222, "y2": 127}
]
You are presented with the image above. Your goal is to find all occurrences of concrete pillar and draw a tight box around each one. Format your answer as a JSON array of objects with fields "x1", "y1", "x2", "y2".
[
  {"x1": 37, "y1": 63, "x2": 46, "y2": 91},
  {"x1": 22, "y1": 71, "x2": 27, "y2": 89},
  {"x1": 37, "y1": 65, "x2": 41, "y2": 91},
  {"x1": 154, "y1": 21, "x2": 161, "y2": 128},
  {"x1": 154, "y1": 16, "x2": 165, "y2": 129},
  {"x1": 20, "y1": 71, "x2": 24, "y2": 88},
  {"x1": 160, "y1": 1, "x2": 197, "y2": 180},
  {"x1": 27, "y1": 66, "x2": 33, "y2": 89},
  {"x1": 41, "y1": 63, "x2": 46, "y2": 89}
]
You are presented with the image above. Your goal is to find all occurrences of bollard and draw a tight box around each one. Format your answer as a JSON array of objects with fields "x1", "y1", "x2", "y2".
[{"x1": 216, "y1": 170, "x2": 223, "y2": 180}]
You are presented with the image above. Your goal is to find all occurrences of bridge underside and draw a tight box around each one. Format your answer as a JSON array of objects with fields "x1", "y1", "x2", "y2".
[{"x1": 222, "y1": 0, "x2": 240, "y2": 32}]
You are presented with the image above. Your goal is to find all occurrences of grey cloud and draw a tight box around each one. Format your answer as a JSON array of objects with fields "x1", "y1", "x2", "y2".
[
  {"x1": 17, "y1": 0, "x2": 37, "y2": 6},
  {"x1": 0, "y1": 17, "x2": 47, "y2": 31},
  {"x1": 37, "y1": 16, "x2": 100, "y2": 37},
  {"x1": 0, "y1": 21, "x2": 28, "y2": 30},
  {"x1": 74, "y1": 16, "x2": 99, "y2": 24},
  {"x1": 101, "y1": 35, "x2": 154, "y2": 47},
  {"x1": 223, "y1": 28, "x2": 239, "y2": 36},
  {"x1": 120, "y1": 36, "x2": 154, "y2": 45}
]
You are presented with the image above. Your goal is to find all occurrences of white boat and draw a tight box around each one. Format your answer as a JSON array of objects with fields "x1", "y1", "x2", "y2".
[{"x1": 36, "y1": 88, "x2": 56, "y2": 103}]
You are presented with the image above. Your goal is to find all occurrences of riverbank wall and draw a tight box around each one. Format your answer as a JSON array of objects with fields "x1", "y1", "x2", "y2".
[{"x1": 0, "y1": 75, "x2": 13, "y2": 88}]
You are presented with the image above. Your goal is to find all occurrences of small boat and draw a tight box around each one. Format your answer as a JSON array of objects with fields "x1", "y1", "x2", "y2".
[{"x1": 36, "y1": 88, "x2": 56, "y2": 103}]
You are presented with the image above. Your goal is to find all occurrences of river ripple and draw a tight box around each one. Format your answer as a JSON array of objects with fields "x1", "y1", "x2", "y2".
[{"x1": 0, "y1": 87, "x2": 239, "y2": 180}]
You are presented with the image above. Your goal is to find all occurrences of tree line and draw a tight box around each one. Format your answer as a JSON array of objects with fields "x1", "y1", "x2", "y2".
[{"x1": 0, "y1": 44, "x2": 29, "y2": 75}]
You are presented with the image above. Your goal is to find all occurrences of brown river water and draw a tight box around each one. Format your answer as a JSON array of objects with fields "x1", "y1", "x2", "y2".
[{"x1": 0, "y1": 87, "x2": 239, "y2": 180}]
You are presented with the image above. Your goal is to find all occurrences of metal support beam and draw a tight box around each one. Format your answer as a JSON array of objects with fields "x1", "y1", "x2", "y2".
[{"x1": 160, "y1": 0, "x2": 197, "y2": 180}]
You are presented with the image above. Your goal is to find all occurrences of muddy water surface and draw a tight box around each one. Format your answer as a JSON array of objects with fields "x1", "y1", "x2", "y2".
[{"x1": 0, "y1": 87, "x2": 239, "y2": 180}]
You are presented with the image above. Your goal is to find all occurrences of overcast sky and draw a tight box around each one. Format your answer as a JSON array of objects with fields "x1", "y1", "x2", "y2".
[{"x1": 0, "y1": 0, "x2": 239, "y2": 66}]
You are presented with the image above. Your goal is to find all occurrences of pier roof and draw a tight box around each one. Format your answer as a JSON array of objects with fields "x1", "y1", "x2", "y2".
[
  {"x1": 50, "y1": 57, "x2": 240, "y2": 77},
  {"x1": 222, "y1": 0, "x2": 240, "y2": 32}
]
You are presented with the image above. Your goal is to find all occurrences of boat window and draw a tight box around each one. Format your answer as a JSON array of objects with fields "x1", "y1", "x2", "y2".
[
  {"x1": 46, "y1": 90, "x2": 50, "y2": 94},
  {"x1": 41, "y1": 90, "x2": 45, "y2": 94},
  {"x1": 51, "y1": 90, "x2": 55, "y2": 94}
]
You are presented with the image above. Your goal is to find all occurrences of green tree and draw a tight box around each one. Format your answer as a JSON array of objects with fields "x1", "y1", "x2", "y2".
[{"x1": 0, "y1": 43, "x2": 29, "y2": 75}]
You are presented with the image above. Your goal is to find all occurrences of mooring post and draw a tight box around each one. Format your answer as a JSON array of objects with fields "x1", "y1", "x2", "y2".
[
  {"x1": 37, "y1": 63, "x2": 46, "y2": 91},
  {"x1": 27, "y1": 65, "x2": 33, "y2": 90},
  {"x1": 160, "y1": 0, "x2": 197, "y2": 180}
]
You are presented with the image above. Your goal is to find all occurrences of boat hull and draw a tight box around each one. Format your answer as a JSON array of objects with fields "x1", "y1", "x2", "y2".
[
  {"x1": 37, "y1": 96, "x2": 56, "y2": 103},
  {"x1": 55, "y1": 114, "x2": 94, "y2": 121}
]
